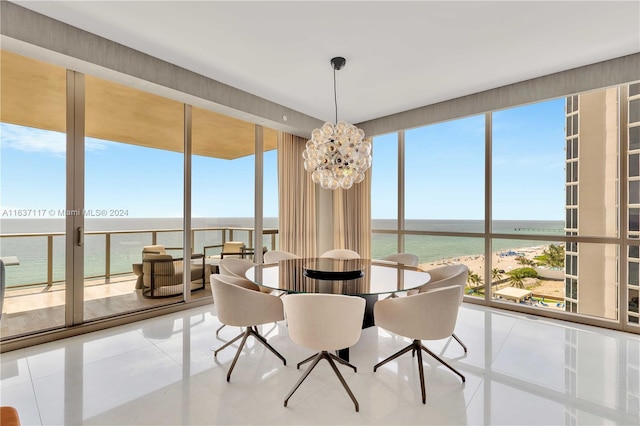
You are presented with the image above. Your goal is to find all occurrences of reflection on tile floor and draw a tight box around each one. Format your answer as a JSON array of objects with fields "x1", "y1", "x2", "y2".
[{"x1": 1, "y1": 303, "x2": 638, "y2": 425}]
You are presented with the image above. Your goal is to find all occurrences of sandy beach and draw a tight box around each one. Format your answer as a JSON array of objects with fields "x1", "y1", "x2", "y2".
[{"x1": 418, "y1": 245, "x2": 565, "y2": 307}]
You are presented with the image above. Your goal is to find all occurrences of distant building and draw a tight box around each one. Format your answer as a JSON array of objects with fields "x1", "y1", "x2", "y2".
[{"x1": 565, "y1": 83, "x2": 640, "y2": 322}]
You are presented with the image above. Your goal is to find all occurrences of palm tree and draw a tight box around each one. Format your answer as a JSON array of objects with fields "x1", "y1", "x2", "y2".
[
  {"x1": 491, "y1": 268, "x2": 503, "y2": 283},
  {"x1": 535, "y1": 244, "x2": 565, "y2": 268},
  {"x1": 467, "y1": 271, "x2": 483, "y2": 289},
  {"x1": 509, "y1": 270, "x2": 526, "y2": 289}
]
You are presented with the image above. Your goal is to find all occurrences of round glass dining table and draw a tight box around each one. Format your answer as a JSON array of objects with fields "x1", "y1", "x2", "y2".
[
  {"x1": 246, "y1": 258, "x2": 430, "y2": 361},
  {"x1": 246, "y1": 258, "x2": 430, "y2": 325},
  {"x1": 246, "y1": 258, "x2": 430, "y2": 295}
]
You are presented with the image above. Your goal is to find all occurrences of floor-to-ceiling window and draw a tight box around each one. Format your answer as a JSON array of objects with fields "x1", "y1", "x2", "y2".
[
  {"x1": 83, "y1": 75, "x2": 187, "y2": 320},
  {"x1": 0, "y1": 51, "x2": 67, "y2": 338},
  {"x1": 371, "y1": 115, "x2": 486, "y2": 293},
  {"x1": 192, "y1": 107, "x2": 256, "y2": 258},
  {"x1": 371, "y1": 132, "x2": 398, "y2": 259},
  {"x1": 404, "y1": 115, "x2": 485, "y2": 292},
  {"x1": 492, "y1": 98, "x2": 580, "y2": 314},
  {"x1": 628, "y1": 83, "x2": 640, "y2": 326},
  {"x1": 371, "y1": 82, "x2": 639, "y2": 332},
  {"x1": 263, "y1": 133, "x2": 279, "y2": 252},
  {"x1": 0, "y1": 50, "x2": 275, "y2": 347}
]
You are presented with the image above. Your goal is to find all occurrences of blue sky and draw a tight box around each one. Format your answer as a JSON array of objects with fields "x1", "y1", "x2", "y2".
[
  {"x1": 0, "y1": 125, "x2": 278, "y2": 218},
  {"x1": 1, "y1": 97, "x2": 564, "y2": 221},
  {"x1": 372, "y1": 98, "x2": 566, "y2": 220}
]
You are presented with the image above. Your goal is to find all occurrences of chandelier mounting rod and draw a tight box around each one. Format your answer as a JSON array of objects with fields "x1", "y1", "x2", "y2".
[{"x1": 331, "y1": 57, "x2": 345, "y2": 124}]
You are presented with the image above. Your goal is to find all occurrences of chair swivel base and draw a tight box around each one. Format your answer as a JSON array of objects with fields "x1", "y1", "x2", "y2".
[
  {"x1": 216, "y1": 324, "x2": 226, "y2": 337},
  {"x1": 296, "y1": 351, "x2": 358, "y2": 372},
  {"x1": 452, "y1": 332, "x2": 467, "y2": 353},
  {"x1": 374, "y1": 339, "x2": 465, "y2": 404},
  {"x1": 214, "y1": 326, "x2": 286, "y2": 382},
  {"x1": 285, "y1": 351, "x2": 359, "y2": 412},
  {"x1": 412, "y1": 333, "x2": 467, "y2": 355}
]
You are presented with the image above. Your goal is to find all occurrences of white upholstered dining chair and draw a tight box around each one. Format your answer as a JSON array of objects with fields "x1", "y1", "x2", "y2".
[
  {"x1": 263, "y1": 250, "x2": 300, "y2": 263},
  {"x1": 220, "y1": 257, "x2": 273, "y2": 293},
  {"x1": 215, "y1": 259, "x2": 269, "y2": 336},
  {"x1": 413, "y1": 264, "x2": 469, "y2": 353},
  {"x1": 219, "y1": 257, "x2": 255, "y2": 277},
  {"x1": 320, "y1": 249, "x2": 361, "y2": 259},
  {"x1": 282, "y1": 293, "x2": 365, "y2": 412},
  {"x1": 211, "y1": 274, "x2": 286, "y2": 382},
  {"x1": 381, "y1": 252, "x2": 420, "y2": 267},
  {"x1": 379, "y1": 252, "x2": 420, "y2": 299},
  {"x1": 374, "y1": 285, "x2": 465, "y2": 403}
]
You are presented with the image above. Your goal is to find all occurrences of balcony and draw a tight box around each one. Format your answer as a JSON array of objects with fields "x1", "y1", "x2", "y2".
[{"x1": 0, "y1": 226, "x2": 277, "y2": 340}]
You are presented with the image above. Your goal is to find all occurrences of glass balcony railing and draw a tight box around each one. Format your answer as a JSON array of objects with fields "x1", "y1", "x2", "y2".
[{"x1": 0, "y1": 227, "x2": 278, "y2": 288}]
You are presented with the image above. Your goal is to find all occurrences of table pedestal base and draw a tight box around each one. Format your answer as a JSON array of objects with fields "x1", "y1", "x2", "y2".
[
  {"x1": 336, "y1": 294, "x2": 377, "y2": 362},
  {"x1": 362, "y1": 294, "x2": 376, "y2": 328}
]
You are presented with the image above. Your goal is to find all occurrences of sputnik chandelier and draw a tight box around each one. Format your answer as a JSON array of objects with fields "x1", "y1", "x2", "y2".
[{"x1": 302, "y1": 57, "x2": 371, "y2": 190}]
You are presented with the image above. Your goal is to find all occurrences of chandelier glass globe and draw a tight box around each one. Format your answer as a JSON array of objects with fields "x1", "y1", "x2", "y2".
[
  {"x1": 303, "y1": 120, "x2": 371, "y2": 190},
  {"x1": 302, "y1": 57, "x2": 370, "y2": 190}
]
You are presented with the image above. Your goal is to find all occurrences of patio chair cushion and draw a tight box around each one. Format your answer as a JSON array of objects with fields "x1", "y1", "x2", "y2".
[
  {"x1": 142, "y1": 254, "x2": 203, "y2": 288},
  {"x1": 142, "y1": 245, "x2": 167, "y2": 255}
]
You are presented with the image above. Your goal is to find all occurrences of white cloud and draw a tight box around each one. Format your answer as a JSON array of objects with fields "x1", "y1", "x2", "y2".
[
  {"x1": 86, "y1": 139, "x2": 109, "y2": 152},
  {"x1": 1, "y1": 123, "x2": 108, "y2": 156}
]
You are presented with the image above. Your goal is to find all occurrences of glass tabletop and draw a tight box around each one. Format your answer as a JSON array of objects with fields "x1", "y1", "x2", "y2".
[{"x1": 245, "y1": 258, "x2": 431, "y2": 296}]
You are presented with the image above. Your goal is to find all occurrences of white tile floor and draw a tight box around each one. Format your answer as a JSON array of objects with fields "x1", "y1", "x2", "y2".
[{"x1": 1, "y1": 303, "x2": 639, "y2": 425}]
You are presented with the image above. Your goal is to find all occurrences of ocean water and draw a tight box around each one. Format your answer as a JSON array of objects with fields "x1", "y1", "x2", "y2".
[
  {"x1": 371, "y1": 219, "x2": 564, "y2": 262},
  {"x1": 0, "y1": 218, "x2": 563, "y2": 287},
  {"x1": 0, "y1": 217, "x2": 278, "y2": 286}
]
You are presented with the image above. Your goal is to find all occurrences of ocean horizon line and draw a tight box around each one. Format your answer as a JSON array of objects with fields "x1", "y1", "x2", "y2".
[
  {"x1": 1, "y1": 217, "x2": 564, "y2": 233},
  {"x1": 1, "y1": 217, "x2": 565, "y2": 286}
]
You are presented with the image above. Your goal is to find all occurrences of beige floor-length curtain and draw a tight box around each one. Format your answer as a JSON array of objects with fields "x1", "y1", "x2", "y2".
[
  {"x1": 277, "y1": 132, "x2": 317, "y2": 258},
  {"x1": 332, "y1": 149, "x2": 372, "y2": 258}
]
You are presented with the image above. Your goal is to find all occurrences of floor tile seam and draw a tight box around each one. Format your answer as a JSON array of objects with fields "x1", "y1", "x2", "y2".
[
  {"x1": 146, "y1": 337, "x2": 190, "y2": 369},
  {"x1": 0, "y1": 356, "x2": 36, "y2": 408},
  {"x1": 508, "y1": 307, "x2": 640, "y2": 338},
  {"x1": 457, "y1": 352, "x2": 570, "y2": 398},
  {"x1": 475, "y1": 364, "x2": 635, "y2": 422},
  {"x1": 489, "y1": 317, "x2": 519, "y2": 364},
  {"x1": 266, "y1": 378, "x2": 372, "y2": 425},
  {"x1": 0, "y1": 379, "x2": 30, "y2": 392},
  {"x1": 139, "y1": 335, "x2": 186, "y2": 348},
  {"x1": 140, "y1": 318, "x2": 211, "y2": 351},
  {"x1": 547, "y1": 389, "x2": 638, "y2": 423},
  {"x1": 461, "y1": 374, "x2": 485, "y2": 409},
  {"x1": 355, "y1": 371, "x2": 439, "y2": 411},
  {"x1": 467, "y1": 303, "x2": 640, "y2": 340},
  {"x1": 208, "y1": 366, "x2": 337, "y2": 416},
  {"x1": 0, "y1": 357, "x2": 32, "y2": 390},
  {"x1": 24, "y1": 326, "x2": 159, "y2": 360},
  {"x1": 266, "y1": 370, "x2": 425, "y2": 424},
  {"x1": 27, "y1": 366, "x2": 45, "y2": 426},
  {"x1": 73, "y1": 341, "x2": 182, "y2": 375},
  {"x1": 189, "y1": 366, "x2": 229, "y2": 392},
  {"x1": 22, "y1": 351, "x2": 70, "y2": 384}
]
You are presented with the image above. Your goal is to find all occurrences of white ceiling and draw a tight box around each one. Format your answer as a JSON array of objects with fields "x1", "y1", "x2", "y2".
[{"x1": 14, "y1": 1, "x2": 640, "y2": 125}]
